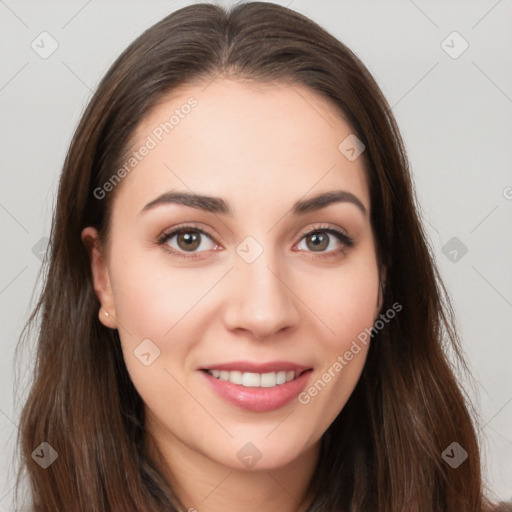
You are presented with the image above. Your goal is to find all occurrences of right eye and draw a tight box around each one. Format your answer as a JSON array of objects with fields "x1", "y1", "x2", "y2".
[{"x1": 157, "y1": 225, "x2": 221, "y2": 259}]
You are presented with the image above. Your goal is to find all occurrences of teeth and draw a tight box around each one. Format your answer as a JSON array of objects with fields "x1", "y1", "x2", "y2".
[
  {"x1": 229, "y1": 370, "x2": 243, "y2": 385},
  {"x1": 207, "y1": 369, "x2": 297, "y2": 387},
  {"x1": 276, "y1": 371, "x2": 287, "y2": 385},
  {"x1": 242, "y1": 372, "x2": 260, "y2": 387},
  {"x1": 260, "y1": 372, "x2": 275, "y2": 387}
]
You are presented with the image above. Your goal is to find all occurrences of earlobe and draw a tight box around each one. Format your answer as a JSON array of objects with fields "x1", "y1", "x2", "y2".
[
  {"x1": 81, "y1": 227, "x2": 118, "y2": 329},
  {"x1": 98, "y1": 306, "x2": 117, "y2": 329}
]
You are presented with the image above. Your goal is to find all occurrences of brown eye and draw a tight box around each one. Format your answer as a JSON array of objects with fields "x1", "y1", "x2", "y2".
[
  {"x1": 176, "y1": 231, "x2": 201, "y2": 251},
  {"x1": 305, "y1": 232, "x2": 329, "y2": 252},
  {"x1": 158, "y1": 226, "x2": 219, "y2": 258},
  {"x1": 296, "y1": 226, "x2": 354, "y2": 257}
]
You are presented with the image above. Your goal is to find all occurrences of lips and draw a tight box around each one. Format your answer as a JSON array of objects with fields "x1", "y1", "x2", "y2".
[{"x1": 198, "y1": 361, "x2": 313, "y2": 412}]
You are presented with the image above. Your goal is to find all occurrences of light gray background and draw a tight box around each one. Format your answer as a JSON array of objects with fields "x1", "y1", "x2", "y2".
[{"x1": 1, "y1": 0, "x2": 511, "y2": 508}]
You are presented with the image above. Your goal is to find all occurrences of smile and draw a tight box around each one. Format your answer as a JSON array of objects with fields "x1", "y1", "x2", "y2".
[
  {"x1": 199, "y1": 362, "x2": 313, "y2": 412},
  {"x1": 205, "y1": 369, "x2": 299, "y2": 387}
]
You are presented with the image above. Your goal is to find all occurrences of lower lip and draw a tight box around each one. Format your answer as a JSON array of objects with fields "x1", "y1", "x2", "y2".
[{"x1": 201, "y1": 370, "x2": 312, "y2": 412}]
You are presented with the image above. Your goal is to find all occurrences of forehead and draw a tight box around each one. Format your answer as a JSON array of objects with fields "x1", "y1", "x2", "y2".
[{"x1": 112, "y1": 78, "x2": 369, "y2": 218}]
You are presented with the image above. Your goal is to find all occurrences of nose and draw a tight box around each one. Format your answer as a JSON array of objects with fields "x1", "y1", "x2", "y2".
[{"x1": 222, "y1": 250, "x2": 301, "y2": 341}]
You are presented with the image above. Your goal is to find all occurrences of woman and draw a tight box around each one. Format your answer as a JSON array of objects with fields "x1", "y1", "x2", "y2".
[{"x1": 16, "y1": 2, "x2": 502, "y2": 510}]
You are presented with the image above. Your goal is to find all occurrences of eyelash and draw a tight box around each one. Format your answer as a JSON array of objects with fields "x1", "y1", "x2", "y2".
[{"x1": 157, "y1": 224, "x2": 354, "y2": 260}]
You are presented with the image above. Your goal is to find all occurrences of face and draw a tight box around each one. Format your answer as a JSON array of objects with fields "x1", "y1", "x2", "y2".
[{"x1": 83, "y1": 79, "x2": 381, "y2": 472}]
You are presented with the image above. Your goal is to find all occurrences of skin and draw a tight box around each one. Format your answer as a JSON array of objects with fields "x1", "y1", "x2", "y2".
[{"x1": 82, "y1": 78, "x2": 382, "y2": 512}]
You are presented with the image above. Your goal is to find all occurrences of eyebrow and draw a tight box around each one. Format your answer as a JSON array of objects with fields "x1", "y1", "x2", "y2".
[{"x1": 140, "y1": 189, "x2": 367, "y2": 216}]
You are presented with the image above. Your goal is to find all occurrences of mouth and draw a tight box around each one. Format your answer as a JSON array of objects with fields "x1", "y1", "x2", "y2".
[{"x1": 198, "y1": 361, "x2": 313, "y2": 412}]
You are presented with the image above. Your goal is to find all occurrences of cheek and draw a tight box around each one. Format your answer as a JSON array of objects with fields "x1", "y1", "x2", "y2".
[
  {"x1": 295, "y1": 248, "x2": 379, "y2": 427},
  {"x1": 106, "y1": 246, "x2": 205, "y2": 427},
  {"x1": 106, "y1": 243, "x2": 223, "y2": 403},
  {"x1": 307, "y1": 250, "x2": 380, "y2": 350},
  {"x1": 108, "y1": 241, "x2": 218, "y2": 339}
]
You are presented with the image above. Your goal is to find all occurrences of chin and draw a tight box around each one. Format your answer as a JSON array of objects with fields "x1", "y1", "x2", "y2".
[{"x1": 202, "y1": 431, "x2": 319, "y2": 472}]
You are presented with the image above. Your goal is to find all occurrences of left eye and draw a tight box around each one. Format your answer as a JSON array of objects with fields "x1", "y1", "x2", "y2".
[{"x1": 296, "y1": 227, "x2": 353, "y2": 254}]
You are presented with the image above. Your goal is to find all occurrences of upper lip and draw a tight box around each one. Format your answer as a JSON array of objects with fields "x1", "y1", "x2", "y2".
[{"x1": 199, "y1": 361, "x2": 312, "y2": 374}]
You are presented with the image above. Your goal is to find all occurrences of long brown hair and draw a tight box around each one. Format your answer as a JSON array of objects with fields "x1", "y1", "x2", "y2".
[{"x1": 16, "y1": 2, "x2": 498, "y2": 510}]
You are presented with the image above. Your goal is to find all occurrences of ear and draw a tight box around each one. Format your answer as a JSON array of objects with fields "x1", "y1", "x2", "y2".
[{"x1": 81, "y1": 226, "x2": 118, "y2": 329}]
